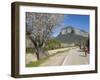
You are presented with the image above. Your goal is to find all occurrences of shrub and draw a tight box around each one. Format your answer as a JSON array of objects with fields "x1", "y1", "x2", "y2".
[{"x1": 44, "y1": 39, "x2": 61, "y2": 50}]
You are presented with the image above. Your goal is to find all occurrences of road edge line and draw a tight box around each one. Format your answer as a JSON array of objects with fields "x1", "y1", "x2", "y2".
[{"x1": 61, "y1": 54, "x2": 69, "y2": 66}]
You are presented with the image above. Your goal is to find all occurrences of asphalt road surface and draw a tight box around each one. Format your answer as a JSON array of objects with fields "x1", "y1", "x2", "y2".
[{"x1": 40, "y1": 47, "x2": 89, "y2": 66}]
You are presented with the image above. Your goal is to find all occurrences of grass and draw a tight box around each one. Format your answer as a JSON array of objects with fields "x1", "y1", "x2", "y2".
[
  {"x1": 26, "y1": 48, "x2": 35, "y2": 53},
  {"x1": 26, "y1": 49, "x2": 70, "y2": 67},
  {"x1": 26, "y1": 56, "x2": 49, "y2": 67}
]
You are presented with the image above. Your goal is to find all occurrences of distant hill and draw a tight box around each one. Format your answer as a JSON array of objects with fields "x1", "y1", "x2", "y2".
[{"x1": 56, "y1": 26, "x2": 89, "y2": 44}]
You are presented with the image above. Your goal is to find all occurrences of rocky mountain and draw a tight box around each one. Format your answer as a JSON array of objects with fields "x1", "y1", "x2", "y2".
[{"x1": 56, "y1": 26, "x2": 89, "y2": 44}]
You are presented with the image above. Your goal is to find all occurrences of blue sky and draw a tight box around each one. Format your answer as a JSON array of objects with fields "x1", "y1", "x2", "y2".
[{"x1": 52, "y1": 14, "x2": 90, "y2": 37}]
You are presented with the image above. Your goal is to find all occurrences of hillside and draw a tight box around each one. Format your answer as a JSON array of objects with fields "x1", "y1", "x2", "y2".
[{"x1": 56, "y1": 26, "x2": 88, "y2": 44}]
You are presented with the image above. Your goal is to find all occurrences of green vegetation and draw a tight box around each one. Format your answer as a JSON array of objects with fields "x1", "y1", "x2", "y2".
[
  {"x1": 26, "y1": 57, "x2": 48, "y2": 67},
  {"x1": 57, "y1": 33, "x2": 88, "y2": 44},
  {"x1": 26, "y1": 48, "x2": 35, "y2": 53},
  {"x1": 26, "y1": 39, "x2": 62, "y2": 54},
  {"x1": 44, "y1": 39, "x2": 61, "y2": 50}
]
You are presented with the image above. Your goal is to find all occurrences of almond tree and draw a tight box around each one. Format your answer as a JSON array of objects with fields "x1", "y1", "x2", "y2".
[{"x1": 26, "y1": 12, "x2": 63, "y2": 60}]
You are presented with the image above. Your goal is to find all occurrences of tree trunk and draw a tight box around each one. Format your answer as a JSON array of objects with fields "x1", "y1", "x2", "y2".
[
  {"x1": 28, "y1": 36, "x2": 49, "y2": 60},
  {"x1": 35, "y1": 47, "x2": 49, "y2": 60}
]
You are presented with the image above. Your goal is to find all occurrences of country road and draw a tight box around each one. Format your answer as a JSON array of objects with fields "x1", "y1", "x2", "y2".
[
  {"x1": 26, "y1": 47, "x2": 69, "y2": 64},
  {"x1": 40, "y1": 47, "x2": 89, "y2": 66}
]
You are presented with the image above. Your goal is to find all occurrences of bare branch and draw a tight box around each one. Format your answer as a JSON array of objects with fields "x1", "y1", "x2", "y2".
[{"x1": 26, "y1": 12, "x2": 64, "y2": 47}]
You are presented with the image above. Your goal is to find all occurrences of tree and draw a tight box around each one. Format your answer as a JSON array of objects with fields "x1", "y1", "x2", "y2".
[
  {"x1": 45, "y1": 39, "x2": 61, "y2": 50},
  {"x1": 26, "y1": 12, "x2": 63, "y2": 60},
  {"x1": 86, "y1": 38, "x2": 89, "y2": 53}
]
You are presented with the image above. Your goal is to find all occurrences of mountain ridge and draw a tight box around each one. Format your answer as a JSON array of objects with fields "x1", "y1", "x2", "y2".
[{"x1": 56, "y1": 26, "x2": 88, "y2": 44}]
